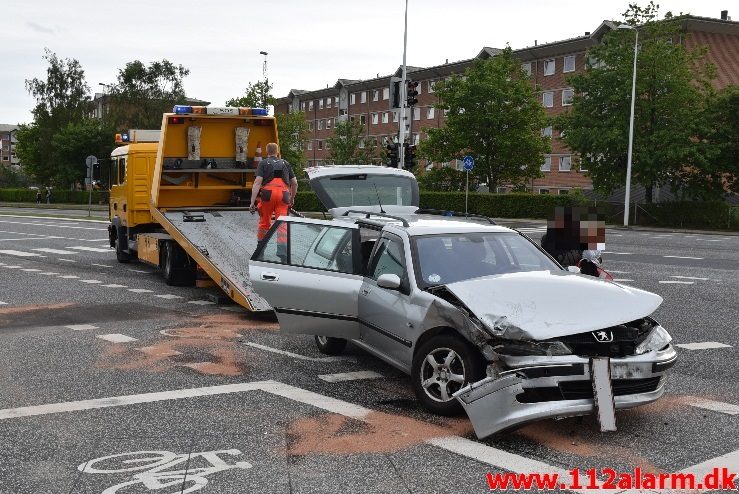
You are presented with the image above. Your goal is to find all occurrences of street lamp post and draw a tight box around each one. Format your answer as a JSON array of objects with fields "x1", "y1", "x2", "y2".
[
  {"x1": 398, "y1": 0, "x2": 409, "y2": 166},
  {"x1": 618, "y1": 24, "x2": 639, "y2": 227}
]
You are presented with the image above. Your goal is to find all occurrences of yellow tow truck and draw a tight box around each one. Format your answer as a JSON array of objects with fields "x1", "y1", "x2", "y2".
[{"x1": 107, "y1": 106, "x2": 277, "y2": 311}]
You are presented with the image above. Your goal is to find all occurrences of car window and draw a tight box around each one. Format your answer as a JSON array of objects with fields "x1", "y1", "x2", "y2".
[
  {"x1": 369, "y1": 236, "x2": 406, "y2": 280},
  {"x1": 253, "y1": 221, "x2": 355, "y2": 274}
]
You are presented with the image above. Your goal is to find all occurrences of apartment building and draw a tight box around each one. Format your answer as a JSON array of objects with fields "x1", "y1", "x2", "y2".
[
  {"x1": 275, "y1": 12, "x2": 739, "y2": 195},
  {"x1": 0, "y1": 125, "x2": 20, "y2": 168}
]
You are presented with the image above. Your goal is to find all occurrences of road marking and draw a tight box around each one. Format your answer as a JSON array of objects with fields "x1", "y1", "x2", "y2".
[
  {"x1": 0, "y1": 236, "x2": 63, "y2": 242},
  {"x1": 244, "y1": 342, "x2": 349, "y2": 362},
  {"x1": 58, "y1": 258, "x2": 76, "y2": 262},
  {"x1": 21, "y1": 268, "x2": 42, "y2": 272},
  {"x1": 663, "y1": 255, "x2": 704, "y2": 260},
  {"x1": 102, "y1": 284, "x2": 127, "y2": 288},
  {"x1": 2, "y1": 265, "x2": 22, "y2": 269},
  {"x1": 188, "y1": 300, "x2": 215, "y2": 305},
  {"x1": 38, "y1": 272, "x2": 59, "y2": 275},
  {"x1": 671, "y1": 275, "x2": 709, "y2": 280},
  {"x1": 612, "y1": 279, "x2": 634, "y2": 282},
  {"x1": 97, "y1": 333, "x2": 138, "y2": 343},
  {"x1": 70, "y1": 246, "x2": 112, "y2": 253},
  {"x1": 80, "y1": 279, "x2": 103, "y2": 284},
  {"x1": 58, "y1": 275, "x2": 79, "y2": 279},
  {"x1": 128, "y1": 269, "x2": 151, "y2": 273},
  {"x1": 607, "y1": 270, "x2": 630, "y2": 274},
  {"x1": 318, "y1": 371, "x2": 384, "y2": 383},
  {"x1": 90, "y1": 263, "x2": 112, "y2": 268},
  {"x1": 603, "y1": 251, "x2": 633, "y2": 255},
  {"x1": 155, "y1": 294, "x2": 183, "y2": 300},
  {"x1": 686, "y1": 397, "x2": 739, "y2": 416},
  {"x1": 32, "y1": 248, "x2": 77, "y2": 254},
  {"x1": 680, "y1": 450, "x2": 739, "y2": 494},
  {"x1": 0, "y1": 219, "x2": 106, "y2": 230},
  {"x1": 0, "y1": 249, "x2": 43, "y2": 257},
  {"x1": 0, "y1": 214, "x2": 108, "y2": 224},
  {"x1": 65, "y1": 324, "x2": 99, "y2": 331},
  {"x1": 128, "y1": 288, "x2": 153, "y2": 293},
  {"x1": 659, "y1": 280, "x2": 694, "y2": 284},
  {"x1": 676, "y1": 342, "x2": 732, "y2": 350}
]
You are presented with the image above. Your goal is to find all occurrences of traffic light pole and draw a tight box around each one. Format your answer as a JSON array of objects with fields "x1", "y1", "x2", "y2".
[{"x1": 398, "y1": 0, "x2": 409, "y2": 166}]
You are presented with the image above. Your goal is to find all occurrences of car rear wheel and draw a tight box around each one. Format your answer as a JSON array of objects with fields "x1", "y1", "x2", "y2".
[
  {"x1": 115, "y1": 227, "x2": 130, "y2": 263},
  {"x1": 314, "y1": 335, "x2": 347, "y2": 355},
  {"x1": 412, "y1": 334, "x2": 485, "y2": 416}
]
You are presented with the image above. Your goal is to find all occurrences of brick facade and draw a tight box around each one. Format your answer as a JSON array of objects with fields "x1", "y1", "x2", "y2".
[{"x1": 276, "y1": 14, "x2": 739, "y2": 195}]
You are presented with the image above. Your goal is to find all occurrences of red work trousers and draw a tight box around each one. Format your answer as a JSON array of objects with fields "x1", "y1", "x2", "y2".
[{"x1": 257, "y1": 181, "x2": 290, "y2": 241}]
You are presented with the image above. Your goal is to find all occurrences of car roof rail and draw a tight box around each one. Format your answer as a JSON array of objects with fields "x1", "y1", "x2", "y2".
[
  {"x1": 342, "y1": 209, "x2": 410, "y2": 227},
  {"x1": 416, "y1": 208, "x2": 497, "y2": 225}
]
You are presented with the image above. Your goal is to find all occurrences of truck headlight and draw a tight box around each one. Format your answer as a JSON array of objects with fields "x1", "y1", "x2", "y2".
[
  {"x1": 635, "y1": 325, "x2": 672, "y2": 355},
  {"x1": 494, "y1": 340, "x2": 572, "y2": 357}
]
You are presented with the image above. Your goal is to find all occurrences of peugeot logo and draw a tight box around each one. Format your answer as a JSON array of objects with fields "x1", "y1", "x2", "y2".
[{"x1": 592, "y1": 330, "x2": 614, "y2": 342}]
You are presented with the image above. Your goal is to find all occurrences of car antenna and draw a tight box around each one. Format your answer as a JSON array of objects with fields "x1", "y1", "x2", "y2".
[{"x1": 373, "y1": 183, "x2": 386, "y2": 214}]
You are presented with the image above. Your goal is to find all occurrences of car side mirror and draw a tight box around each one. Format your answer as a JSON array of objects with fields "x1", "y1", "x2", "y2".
[
  {"x1": 377, "y1": 273, "x2": 402, "y2": 290},
  {"x1": 567, "y1": 265, "x2": 580, "y2": 273}
]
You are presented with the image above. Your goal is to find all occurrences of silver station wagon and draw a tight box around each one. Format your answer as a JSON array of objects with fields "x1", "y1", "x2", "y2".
[{"x1": 249, "y1": 166, "x2": 677, "y2": 438}]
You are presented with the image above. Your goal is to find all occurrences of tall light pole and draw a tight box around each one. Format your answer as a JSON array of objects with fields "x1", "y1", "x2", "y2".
[
  {"x1": 618, "y1": 24, "x2": 639, "y2": 227},
  {"x1": 259, "y1": 51, "x2": 268, "y2": 82},
  {"x1": 398, "y1": 0, "x2": 409, "y2": 166}
]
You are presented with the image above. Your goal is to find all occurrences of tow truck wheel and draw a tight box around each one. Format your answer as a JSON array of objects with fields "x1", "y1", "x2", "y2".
[
  {"x1": 314, "y1": 335, "x2": 347, "y2": 355},
  {"x1": 162, "y1": 242, "x2": 176, "y2": 286},
  {"x1": 115, "y1": 227, "x2": 130, "y2": 263},
  {"x1": 412, "y1": 334, "x2": 485, "y2": 416}
]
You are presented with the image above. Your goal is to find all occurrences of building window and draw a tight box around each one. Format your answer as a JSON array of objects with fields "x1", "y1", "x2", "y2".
[
  {"x1": 300, "y1": 102, "x2": 305, "y2": 111},
  {"x1": 326, "y1": 118, "x2": 332, "y2": 129},
  {"x1": 559, "y1": 189, "x2": 570, "y2": 195},
  {"x1": 350, "y1": 93, "x2": 356, "y2": 105},
  {"x1": 317, "y1": 140, "x2": 323, "y2": 150},
  {"x1": 542, "y1": 91, "x2": 554, "y2": 108},
  {"x1": 335, "y1": 96, "x2": 339, "y2": 105},
  {"x1": 544, "y1": 59, "x2": 555, "y2": 76},
  {"x1": 559, "y1": 155, "x2": 572, "y2": 171},
  {"x1": 382, "y1": 87, "x2": 389, "y2": 100},
  {"x1": 541, "y1": 156, "x2": 551, "y2": 172},
  {"x1": 358, "y1": 139, "x2": 365, "y2": 149},
  {"x1": 307, "y1": 121, "x2": 313, "y2": 131},
  {"x1": 326, "y1": 97, "x2": 331, "y2": 109},
  {"x1": 428, "y1": 80, "x2": 436, "y2": 93},
  {"x1": 539, "y1": 188, "x2": 550, "y2": 194},
  {"x1": 541, "y1": 126, "x2": 552, "y2": 137},
  {"x1": 371, "y1": 112, "x2": 378, "y2": 125},
  {"x1": 360, "y1": 114, "x2": 366, "y2": 125},
  {"x1": 308, "y1": 100, "x2": 314, "y2": 111},
  {"x1": 562, "y1": 89, "x2": 574, "y2": 106},
  {"x1": 360, "y1": 91, "x2": 367, "y2": 103},
  {"x1": 427, "y1": 107, "x2": 435, "y2": 119},
  {"x1": 580, "y1": 158, "x2": 588, "y2": 172},
  {"x1": 382, "y1": 112, "x2": 389, "y2": 124},
  {"x1": 564, "y1": 55, "x2": 576, "y2": 73},
  {"x1": 413, "y1": 133, "x2": 420, "y2": 145},
  {"x1": 392, "y1": 110, "x2": 399, "y2": 123},
  {"x1": 372, "y1": 89, "x2": 379, "y2": 102},
  {"x1": 307, "y1": 141, "x2": 313, "y2": 151},
  {"x1": 319, "y1": 99, "x2": 324, "y2": 110},
  {"x1": 318, "y1": 119, "x2": 325, "y2": 130},
  {"x1": 521, "y1": 62, "x2": 532, "y2": 76},
  {"x1": 413, "y1": 107, "x2": 420, "y2": 120}
]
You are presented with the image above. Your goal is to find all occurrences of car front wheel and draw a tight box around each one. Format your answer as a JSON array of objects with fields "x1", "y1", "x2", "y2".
[
  {"x1": 314, "y1": 335, "x2": 347, "y2": 355},
  {"x1": 412, "y1": 334, "x2": 485, "y2": 416}
]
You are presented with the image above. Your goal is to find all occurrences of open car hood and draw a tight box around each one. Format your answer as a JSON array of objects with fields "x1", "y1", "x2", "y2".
[
  {"x1": 445, "y1": 271, "x2": 663, "y2": 341},
  {"x1": 305, "y1": 165, "x2": 420, "y2": 218}
]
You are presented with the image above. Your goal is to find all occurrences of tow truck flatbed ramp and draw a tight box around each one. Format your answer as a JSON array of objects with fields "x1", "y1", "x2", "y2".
[{"x1": 160, "y1": 208, "x2": 271, "y2": 312}]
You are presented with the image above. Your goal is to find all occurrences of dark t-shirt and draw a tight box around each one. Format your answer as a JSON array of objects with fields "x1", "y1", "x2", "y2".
[{"x1": 256, "y1": 157, "x2": 295, "y2": 185}]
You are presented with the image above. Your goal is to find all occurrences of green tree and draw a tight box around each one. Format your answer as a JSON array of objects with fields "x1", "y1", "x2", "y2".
[
  {"x1": 50, "y1": 119, "x2": 115, "y2": 187},
  {"x1": 556, "y1": 2, "x2": 716, "y2": 202},
  {"x1": 417, "y1": 167, "x2": 479, "y2": 192},
  {"x1": 107, "y1": 60, "x2": 190, "y2": 129},
  {"x1": 226, "y1": 80, "x2": 275, "y2": 109},
  {"x1": 326, "y1": 119, "x2": 378, "y2": 165},
  {"x1": 419, "y1": 47, "x2": 550, "y2": 192},
  {"x1": 703, "y1": 85, "x2": 739, "y2": 194},
  {"x1": 16, "y1": 49, "x2": 94, "y2": 186},
  {"x1": 276, "y1": 111, "x2": 309, "y2": 176}
]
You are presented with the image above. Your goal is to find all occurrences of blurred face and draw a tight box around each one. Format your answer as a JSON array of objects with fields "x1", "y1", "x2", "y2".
[{"x1": 579, "y1": 220, "x2": 605, "y2": 250}]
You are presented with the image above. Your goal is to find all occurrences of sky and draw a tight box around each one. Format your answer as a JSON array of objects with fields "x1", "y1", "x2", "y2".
[{"x1": 0, "y1": 0, "x2": 732, "y2": 125}]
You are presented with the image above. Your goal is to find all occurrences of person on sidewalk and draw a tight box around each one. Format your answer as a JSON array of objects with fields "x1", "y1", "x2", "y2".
[
  {"x1": 45, "y1": 188, "x2": 52, "y2": 204},
  {"x1": 249, "y1": 143, "x2": 298, "y2": 259}
]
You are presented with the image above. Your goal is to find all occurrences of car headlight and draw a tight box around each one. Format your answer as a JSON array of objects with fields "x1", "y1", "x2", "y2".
[
  {"x1": 494, "y1": 340, "x2": 572, "y2": 357},
  {"x1": 635, "y1": 325, "x2": 672, "y2": 355}
]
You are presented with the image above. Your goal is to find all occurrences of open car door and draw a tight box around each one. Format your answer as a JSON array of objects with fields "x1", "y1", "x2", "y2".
[
  {"x1": 249, "y1": 217, "x2": 363, "y2": 338},
  {"x1": 305, "y1": 165, "x2": 419, "y2": 218}
]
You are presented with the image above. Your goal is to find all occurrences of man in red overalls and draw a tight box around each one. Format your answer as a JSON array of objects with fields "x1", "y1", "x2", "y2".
[{"x1": 249, "y1": 143, "x2": 298, "y2": 258}]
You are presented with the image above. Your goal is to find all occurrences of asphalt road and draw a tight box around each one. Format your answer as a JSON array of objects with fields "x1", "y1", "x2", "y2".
[{"x1": 0, "y1": 211, "x2": 737, "y2": 494}]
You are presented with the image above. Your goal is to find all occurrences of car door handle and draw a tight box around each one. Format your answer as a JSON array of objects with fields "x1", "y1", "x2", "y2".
[{"x1": 261, "y1": 273, "x2": 279, "y2": 281}]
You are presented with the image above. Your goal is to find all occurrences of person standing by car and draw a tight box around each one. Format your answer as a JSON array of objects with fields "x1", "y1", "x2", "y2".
[
  {"x1": 249, "y1": 143, "x2": 298, "y2": 253},
  {"x1": 45, "y1": 188, "x2": 52, "y2": 204}
]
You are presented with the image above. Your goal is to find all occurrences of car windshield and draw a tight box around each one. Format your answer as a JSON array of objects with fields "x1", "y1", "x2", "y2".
[
  {"x1": 312, "y1": 174, "x2": 417, "y2": 208},
  {"x1": 412, "y1": 232, "x2": 560, "y2": 288}
]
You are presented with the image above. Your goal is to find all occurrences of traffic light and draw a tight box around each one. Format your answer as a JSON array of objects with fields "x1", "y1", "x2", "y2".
[
  {"x1": 386, "y1": 143, "x2": 399, "y2": 168},
  {"x1": 406, "y1": 80, "x2": 419, "y2": 106},
  {"x1": 404, "y1": 143, "x2": 417, "y2": 170},
  {"x1": 92, "y1": 162, "x2": 101, "y2": 181}
]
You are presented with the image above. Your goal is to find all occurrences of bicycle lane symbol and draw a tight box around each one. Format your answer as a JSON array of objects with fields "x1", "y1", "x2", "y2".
[{"x1": 78, "y1": 448, "x2": 253, "y2": 493}]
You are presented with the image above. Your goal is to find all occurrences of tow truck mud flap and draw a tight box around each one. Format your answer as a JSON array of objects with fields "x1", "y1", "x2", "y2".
[
  {"x1": 590, "y1": 357, "x2": 617, "y2": 432},
  {"x1": 454, "y1": 375, "x2": 524, "y2": 439}
]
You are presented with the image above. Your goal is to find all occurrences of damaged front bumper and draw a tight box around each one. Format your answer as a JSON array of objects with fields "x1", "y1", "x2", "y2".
[{"x1": 454, "y1": 345, "x2": 677, "y2": 439}]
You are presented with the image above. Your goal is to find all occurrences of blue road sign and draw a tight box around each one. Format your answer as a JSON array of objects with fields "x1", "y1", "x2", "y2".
[{"x1": 463, "y1": 155, "x2": 474, "y2": 171}]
